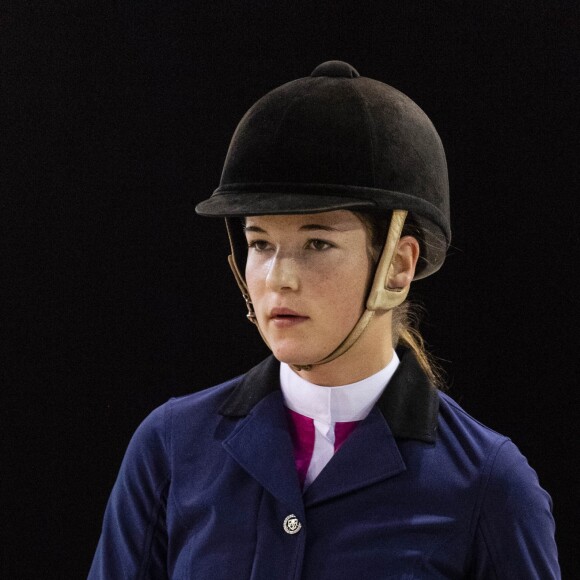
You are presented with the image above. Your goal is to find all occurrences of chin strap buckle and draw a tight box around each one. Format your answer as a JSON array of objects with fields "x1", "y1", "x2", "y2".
[
  {"x1": 243, "y1": 293, "x2": 257, "y2": 323},
  {"x1": 291, "y1": 363, "x2": 313, "y2": 372}
]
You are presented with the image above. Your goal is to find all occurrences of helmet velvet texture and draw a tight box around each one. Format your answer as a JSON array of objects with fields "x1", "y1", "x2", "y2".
[{"x1": 195, "y1": 60, "x2": 451, "y2": 278}]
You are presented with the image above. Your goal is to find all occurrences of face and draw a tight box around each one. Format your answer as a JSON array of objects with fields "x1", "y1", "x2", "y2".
[{"x1": 244, "y1": 210, "x2": 373, "y2": 367}]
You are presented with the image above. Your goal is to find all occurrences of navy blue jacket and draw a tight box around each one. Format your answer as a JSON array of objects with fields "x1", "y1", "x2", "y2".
[{"x1": 89, "y1": 352, "x2": 560, "y2": 579}]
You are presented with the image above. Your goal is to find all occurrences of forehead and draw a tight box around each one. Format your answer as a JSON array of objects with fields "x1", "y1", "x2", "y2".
[{"x1": 244, "y1": 210, "x2": 365, "y2": 232}]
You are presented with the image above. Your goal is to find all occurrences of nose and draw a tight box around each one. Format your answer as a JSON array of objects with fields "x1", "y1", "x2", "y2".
[{"x1": 266, "y1": 253, "x2": 300, "y2": 292}]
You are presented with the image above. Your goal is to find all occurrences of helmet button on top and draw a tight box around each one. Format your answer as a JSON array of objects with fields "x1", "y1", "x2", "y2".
[{"x1": 310, "y1": 60, "x2": 360, "y2": 78}]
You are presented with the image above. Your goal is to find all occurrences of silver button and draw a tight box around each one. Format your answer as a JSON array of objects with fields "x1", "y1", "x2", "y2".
[{"x1": 283, "y1": 514, "x2": 302, "y2": 535}]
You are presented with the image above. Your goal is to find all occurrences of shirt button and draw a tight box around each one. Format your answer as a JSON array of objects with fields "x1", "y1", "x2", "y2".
[{"x1": 283, "y1": 514, "x2": 302, "y2": 535}]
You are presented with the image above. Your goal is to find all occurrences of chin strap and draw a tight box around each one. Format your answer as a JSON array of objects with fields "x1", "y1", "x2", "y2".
[
  {"x1": 225, "y1": 210, "x2": 409, "y2": 372},
  {"x1": 225, "y1": 221, "x2": 274, "y2": 353}
]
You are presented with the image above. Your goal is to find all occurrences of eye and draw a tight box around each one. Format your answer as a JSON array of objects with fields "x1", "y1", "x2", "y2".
[
  {"x1": 247, "y1": 239, "x2": 273, "y2": 252},
  {"x1": 306, "y1": 239, "x2": 334, "y2": 251}
]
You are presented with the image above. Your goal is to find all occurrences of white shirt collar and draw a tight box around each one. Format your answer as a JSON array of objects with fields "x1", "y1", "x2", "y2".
[{"x1": 279, "y1": 352, "x2": 400, "y2": 424}]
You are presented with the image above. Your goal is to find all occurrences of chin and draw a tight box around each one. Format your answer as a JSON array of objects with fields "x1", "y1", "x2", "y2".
[{"x1": 270, "y1": 342, "x2": 320, "y2": 367}]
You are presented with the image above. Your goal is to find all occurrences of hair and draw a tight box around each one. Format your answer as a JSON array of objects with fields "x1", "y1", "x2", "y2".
[{"x1": 354, "y1": 211, "x2": 446, "y2": 390}]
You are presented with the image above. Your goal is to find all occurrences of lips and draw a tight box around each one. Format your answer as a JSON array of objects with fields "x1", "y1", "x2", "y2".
[{"x1": 269, "y1": 307, "x2": 309, "y2": 327}]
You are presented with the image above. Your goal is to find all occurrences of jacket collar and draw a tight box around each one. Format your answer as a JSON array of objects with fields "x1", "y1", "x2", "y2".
[{"x1": 219, "y1": 349, "x2": 439, "y2": 443}]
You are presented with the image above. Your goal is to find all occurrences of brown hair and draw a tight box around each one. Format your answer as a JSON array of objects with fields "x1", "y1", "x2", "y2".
[{"x1": 354, "y1": 211, "x2": 446, "y2": 390}]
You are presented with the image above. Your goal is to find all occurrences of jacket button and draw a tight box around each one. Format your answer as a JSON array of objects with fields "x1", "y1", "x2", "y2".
[{"x1": 283, "y1": 514, "x2": 302, "y2": 535}]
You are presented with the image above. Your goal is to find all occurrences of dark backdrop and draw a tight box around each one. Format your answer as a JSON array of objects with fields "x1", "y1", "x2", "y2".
[{"x1": 3, "y1": 1, "x2": 578, "y2": 577}]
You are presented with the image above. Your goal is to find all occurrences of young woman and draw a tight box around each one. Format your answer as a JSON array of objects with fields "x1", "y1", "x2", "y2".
[{"x1": 89, "y1": 61, "x2": 560, "y2": 578}]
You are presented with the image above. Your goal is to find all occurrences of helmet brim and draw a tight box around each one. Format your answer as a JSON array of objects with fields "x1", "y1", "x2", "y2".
[{"x1": 195, "y1": 191, "x2": 377, "y2": 217}]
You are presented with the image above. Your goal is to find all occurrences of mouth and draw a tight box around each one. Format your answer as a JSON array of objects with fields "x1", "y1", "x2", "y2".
[{"x1": 269, "y1": 308, "x2": 309, "y2": 327}]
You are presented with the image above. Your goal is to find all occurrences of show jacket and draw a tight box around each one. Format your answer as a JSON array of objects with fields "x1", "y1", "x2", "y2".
[{"x1": 89, "y1": 351, "x2": 560, "y2": 579}]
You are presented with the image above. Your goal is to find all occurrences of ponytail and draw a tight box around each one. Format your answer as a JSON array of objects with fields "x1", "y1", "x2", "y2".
[{"x1": 392, "y1": 302, "x2": 446, "y2": 390}]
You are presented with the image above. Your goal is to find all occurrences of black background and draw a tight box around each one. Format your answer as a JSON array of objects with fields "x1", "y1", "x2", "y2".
[{"x1": 2, "y1": 1, "x2": 578, "y2": 577}]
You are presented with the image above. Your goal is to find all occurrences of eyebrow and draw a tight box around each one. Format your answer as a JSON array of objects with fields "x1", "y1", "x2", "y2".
[{"x1": 243, "y1": 224, "x2": 340, "y2": 233}]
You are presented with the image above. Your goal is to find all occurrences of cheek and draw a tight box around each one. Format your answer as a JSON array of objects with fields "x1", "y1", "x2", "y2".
[
  {"x1": 315, "y1": 255, "x2": 370, "y2": 312},
  {"x1": 245, "y1": 256, "x2": 264, "y2": 293},
  {"x1": 331, "y1": 277, "x2": 367, "y2": 318}
]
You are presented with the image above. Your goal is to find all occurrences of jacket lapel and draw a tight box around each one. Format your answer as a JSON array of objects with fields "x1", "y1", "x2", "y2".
[
  {"x1": 222, "y1": 388, "x2": 305, "y2": 517},
  {"x1": 303, "y1": 406, "x2": 405, "y2": 507}
]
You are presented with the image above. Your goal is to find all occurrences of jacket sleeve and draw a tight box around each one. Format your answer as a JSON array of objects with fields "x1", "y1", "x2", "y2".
[
  {"x1": 88, "y1": 403, "x2": 171, "y2": 580},
  {"x1": 471, "y1": 439, "x2": 560, "y2": 579}
]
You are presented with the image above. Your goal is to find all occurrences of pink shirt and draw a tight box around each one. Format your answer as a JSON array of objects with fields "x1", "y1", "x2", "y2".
[{"x1": 280, "y1": 353, "x2": 400, "y2": 490}]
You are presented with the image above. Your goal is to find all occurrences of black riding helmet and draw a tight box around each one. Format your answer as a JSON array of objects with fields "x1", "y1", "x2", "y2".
[
  {"x1": 196, "y1": 60, "x2": 450, "y2": 279},
  {"x1": 195, "y1": 61, "x2": 451, "y2": 370}
]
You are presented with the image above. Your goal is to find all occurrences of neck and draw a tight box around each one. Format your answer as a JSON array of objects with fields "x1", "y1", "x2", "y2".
[{"x1": 293, "y1": 310, "x2": 394, "y2": 386}]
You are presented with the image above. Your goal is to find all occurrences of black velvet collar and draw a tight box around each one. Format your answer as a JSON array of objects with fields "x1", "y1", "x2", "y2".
[{"x1": 219, "y1": 350, "x2": 439, "y2": 443}]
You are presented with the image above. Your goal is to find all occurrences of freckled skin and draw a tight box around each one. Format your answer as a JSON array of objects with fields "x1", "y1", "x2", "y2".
[{"x1": 244, "y1": 210, "x2": 399, "y2": 386}]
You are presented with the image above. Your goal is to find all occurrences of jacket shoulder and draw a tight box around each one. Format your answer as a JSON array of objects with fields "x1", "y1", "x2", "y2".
[
  {"x1": 167, "y1": 373, "x2": 245, "y2": 417},
  {"x1": 437, "y1": 391, "x2": 508, "y2": 447}
]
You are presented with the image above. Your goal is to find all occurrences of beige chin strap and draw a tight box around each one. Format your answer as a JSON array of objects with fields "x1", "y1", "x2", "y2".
[{"x1": 225, "y1": 210, "x2": 409, "y2": 372}]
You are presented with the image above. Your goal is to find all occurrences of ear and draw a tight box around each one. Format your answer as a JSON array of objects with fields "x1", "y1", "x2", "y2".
[{"x1": 387, "y1": 236, "x2": 420, "y2": 289}]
